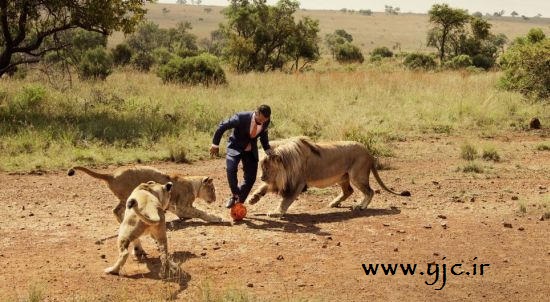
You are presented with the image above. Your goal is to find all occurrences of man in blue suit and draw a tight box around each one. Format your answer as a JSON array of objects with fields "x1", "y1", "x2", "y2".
[{"x1": 210, "y1": 105, "x2": 273, "y2": 208}]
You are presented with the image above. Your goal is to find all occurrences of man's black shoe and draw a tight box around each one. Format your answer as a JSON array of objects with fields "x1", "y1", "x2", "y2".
[{"x1": 225, "y1": 196, "x2": 238, "y2": 208}]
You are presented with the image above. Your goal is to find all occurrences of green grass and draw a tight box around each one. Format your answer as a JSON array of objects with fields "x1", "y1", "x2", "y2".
[
  {"x1": 1, "y1": 63, "x2": 548, "y2": 172},
  {"x1": 481, "y1": 145, "x2": 501, "y2": 162},
  {"x1": 536, "y1": 142, "x2": 550, "y2": 151}
]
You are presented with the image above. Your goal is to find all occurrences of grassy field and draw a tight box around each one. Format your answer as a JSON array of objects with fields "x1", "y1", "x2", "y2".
[
  {"x1": 1, "y1": 3, "x2": 549, "y2": 172},
  {"x1": 1, "y1": 58, "x2": 548, "y2": 172},
  {"x1": 108, "y1": 3, "x2": 550, "y2": 52}
]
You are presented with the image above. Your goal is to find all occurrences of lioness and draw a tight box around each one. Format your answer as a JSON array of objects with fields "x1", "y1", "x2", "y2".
[
  {"x1": 247, "y1": 137, "x2": 411, "y2": 217},
  {"x1": 67, "y1": 166, "x2": 220, "y2": 223},
  {"x1": 68, "y1": 166, "x2": 220, "y2": 258},
  {"x1": 105, "y1": 181, "x2": 179, "y2": 278}
]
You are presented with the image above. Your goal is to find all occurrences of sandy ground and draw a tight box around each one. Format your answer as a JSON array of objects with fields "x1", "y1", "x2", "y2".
[{"x1": 0, "y1": 133, "x2": 549, "y2": 301}]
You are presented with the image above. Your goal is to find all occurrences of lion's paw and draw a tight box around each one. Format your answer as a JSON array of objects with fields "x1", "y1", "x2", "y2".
[{"x1": 104, "y1": 267, "x2": 119, "y2": 275}]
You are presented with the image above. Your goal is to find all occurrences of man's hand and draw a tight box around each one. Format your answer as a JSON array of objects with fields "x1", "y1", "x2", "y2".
[
  {"x1": 209, "y1": 145, "x2": 220, "y2": 157},
  {"x1": 265, "y1": 148, "x2": 274, "y2": 156}
]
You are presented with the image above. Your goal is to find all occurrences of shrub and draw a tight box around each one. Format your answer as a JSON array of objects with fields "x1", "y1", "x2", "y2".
[
  {"x1": 157, "y1": 53, "x2": 227, "y2": 86},
  {"x1": 153, "y1": 47, "x2": 174, "y2": 66},
  {"x1": 460, "y1": 162, "x2": 484, "y2": 173},
  {"x1": 527, "y1": 28, "x2": 545, "y2": 43},
  {"x1": 403, "y1": 52, "x2": 436, "y2": 70},
  {"x1": 460, "y1": 143, "x2": 477, "y2": 160},
  {"x1": 12, "y1": 85, "x2": 47, "y2": 111},
  {"x1": 447, "y1": 54, "x2": 473, "y2": 69},
  {"x1": 131, "y1": 52, "x2": 155, "y2": 71},
  {"x1": 499, "y1": 33, "x2": 549, "y2": 99},
  {"x1": 77, "y1": 47, "x2": 113, "y2": 80},
  {"x1": 335, "y1": 43, "x2": 364, "y2": 63},
  {"x1": 481, "y1": 146, "x2": 500, "y2": 162},
  {"x1": 370, "y1": 46, "x2": 393, "y2": 58},
  {"x1": 111, "y1": 43, "x2": 133, "y2": 66},
  {"x1": 471, "y1": 54, "x2": 494, "y2": 70}
]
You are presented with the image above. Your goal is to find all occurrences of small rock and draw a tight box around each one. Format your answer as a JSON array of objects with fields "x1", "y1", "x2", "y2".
[
  {"x1": 503, "y1": 222, "x2": 513, "y2": 228},
  {"x1": 256, "y1": 270, "x2": 261, "y2": 274},
  {"x1": 29, "y1": 213, "x2": 34, "y2": 217},
  {"x1": 470, "y1": 197, "x2": 476, "y2": 202},
  {"x1": 539, "y1": 186, "x2": 547, "y2": 190},
  {"x1": 100, "y1": 254, "x2": 106, "y2": 259},
  {"x1": 247, "y1": 283, "x2": 254, "y2": 288},
  {"x1": 432, "y1": 181, "x2": 439, "y2": 185},
  {"x1": 393, "y1": 248, "x2": 399, "y2": 252},
  {"x1": 440, "y1": 222, "x2": 448, "y2": 229},
  {"x1": 518, "y1": 227, "x2": 525, "y2": 231},
  {"x1": 397, "y1": 229, "x2": 406, "y2": 234},
  {"x1": 539, "y1": 215, "x2": 545, "y2": 221},
  {"x1": 200, "y1": 252, "x2": 207, "y2": 256},
  {"x1": 383, "y1": 223, "x2": 390, "y2": 227},
  {"x1": 276, "y1": 255, "x2": 284, "y2": 260},
  {"x1": 511, "y1": 196, "x2": 519, "y2": 201},
  {"x1": 437, "y1": 214, "x2": 447, "y2": 219},
  {"x1": 321, "y1": 244, "x2": 327, "y2": 248},
  {"x1": 374, "y1": 189, "x2": 381, "y2": 194},
  {"x1": 326, "y1": 236, "x2": 333, "y2": 240},
  {"x1": 213, "y1": 246, "x2": 221, "y2": 250},
  {"x1": 424, "y1": 224, "x2": 432, "y2": 229},
  {"x1": 433, "y1": 252, "x2": 439, "y2": 256},
  {"x1": 336, "y1": 242, "x2": 341, "y2": 247},
  {"x1": 66, "y1": 223, "x2": 71, "y2": 227}
]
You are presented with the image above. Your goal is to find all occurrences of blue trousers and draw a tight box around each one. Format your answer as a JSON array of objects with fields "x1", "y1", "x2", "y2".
[{"x1": 226, "y1": 151, "x2": 258, "y2": 202}]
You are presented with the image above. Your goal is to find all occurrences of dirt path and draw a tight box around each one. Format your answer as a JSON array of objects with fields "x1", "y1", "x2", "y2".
[{"x1": 1, "y1": 134, "x2": 549, "y2": 301}]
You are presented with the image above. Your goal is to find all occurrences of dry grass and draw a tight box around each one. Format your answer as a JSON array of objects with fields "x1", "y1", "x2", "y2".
[
  {"x1": 1, "y1": 63, "x2": 548, "y2": 172},
  {"x1": 112, "y1": 3, "x2": 550, "y2": 53}
]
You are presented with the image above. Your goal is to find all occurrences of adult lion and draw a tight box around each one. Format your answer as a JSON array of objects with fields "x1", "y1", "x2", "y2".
[{"x1": 246, "y1": 137, "x2": 410, "y2": 217}]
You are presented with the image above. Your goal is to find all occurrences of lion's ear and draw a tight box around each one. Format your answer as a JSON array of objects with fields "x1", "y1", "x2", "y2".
[
  {"x1": 203, "y1": 177, "x2": 213, "y2": 184},
  {"x1": 164, "y1": 182, "x2": 173, "y2": 192}
]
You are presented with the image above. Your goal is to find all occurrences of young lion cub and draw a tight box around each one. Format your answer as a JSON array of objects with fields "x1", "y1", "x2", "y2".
[{"x1": 105, "y1": 181, "x2": 179, "y2": 279}]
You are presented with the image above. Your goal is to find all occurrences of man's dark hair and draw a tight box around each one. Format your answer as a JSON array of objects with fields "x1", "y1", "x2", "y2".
[{"x1": 257, "y1": 104, "x2": 271, "y2": 118}]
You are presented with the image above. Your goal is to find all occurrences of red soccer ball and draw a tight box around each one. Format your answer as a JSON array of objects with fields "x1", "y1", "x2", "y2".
[{"x1": 230, "y1": 203, "x2": 247, "y2": 221}]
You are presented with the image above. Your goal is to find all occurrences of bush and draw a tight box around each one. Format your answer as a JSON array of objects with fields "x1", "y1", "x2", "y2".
[
  {"x1": 131, "y1": 52, "x2": 155, "y2": 71},
  {"x1": 77, "y1": 47, "x2": 113, "y2": 80},
  {"x1": 499, "y1": 33, "x2": 549, "y2": 99},
  {"x1": 527, "y1": 28, "x2": 545, "y2": 43},
  {"x1": 111, "y1": 43, "x2": 133, "y2": 66},
  {"x1": 335, "y1": 43, "x2": 364, "y2": 63},
  {"x1": 12, "y1": 85, "x2": 47, "y2": 111},
  {"x1": 471, "y1": 54, "x2": 494, "y2": 70},
  {"x1": 157, "y1": 53, "x2": 227, "y2": 86},
  {"x1": 403, "y1": 53, "x2": 436, "y2": 70},
  {"x1": 153, "y1": 47, "x2": 174, "y2": 66},
  {"x1": 370, "y1": 46, "x2": 393, "y2": 58},
  {"x1": 447, "y1": 54, "x2": 473, "y2": 69},
  {"x1": 481, "y1": 146, "x2": 500, "y2": 161},
  {"x1": 460, "y1": 143, "x2": 477, "y2": 160}
]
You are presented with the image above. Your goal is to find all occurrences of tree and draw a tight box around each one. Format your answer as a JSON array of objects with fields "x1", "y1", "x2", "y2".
[
  {"x1": 511, "y1": 11, "x2": 518, "y2": 17},
  {"x1": 359, "y1": 9, "x2": 373, "y2": 16},
  {"x1": 427, "y1": 4, "x2": 469, "y2": 62},
  {"x1": 0, "y1": 0, "x2": 153, "y2": 77},
  {"x1": 221, "y1": 0, "x2": 319, "y2": 72},
  {"x1": 176, "y1": 0, "x2": 187, "y2": 4},
  {"x1": 385, "y1": 5, "x2": 400, "y2": 15},
  {"x1": 286, "y1": 17, "x2": 320, "y2": 71}
]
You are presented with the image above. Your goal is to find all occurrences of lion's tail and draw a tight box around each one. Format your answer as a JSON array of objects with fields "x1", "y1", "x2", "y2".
[
  {"x1": 67, "y1": 166, "x2": 114, "y2": 182},
  {"x1": 371, "y1": 165, "x2": 411, "y2": 197},
  {"x1": 128, "y1": 199, "x2": 161, "y2": 225}
]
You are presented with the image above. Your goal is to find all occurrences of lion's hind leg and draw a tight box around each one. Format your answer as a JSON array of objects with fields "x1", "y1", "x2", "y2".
[
  {"x1": 349, "y1": 171, "x2": 374, "y2": 210},
  {"x1": 329, "y1": 176, "x2": 354, "y2": 208},
  {"x1": 151, "y1": 225, "x2": 180, "y2": 279},
  {"x1": 104, "y1": 237, "x2": 131, "y2": 275}
]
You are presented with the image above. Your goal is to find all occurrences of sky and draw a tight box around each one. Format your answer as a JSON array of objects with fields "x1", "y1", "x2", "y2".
[{"x1": 159, "y1": 0, "x2": 549, "y2": 17}]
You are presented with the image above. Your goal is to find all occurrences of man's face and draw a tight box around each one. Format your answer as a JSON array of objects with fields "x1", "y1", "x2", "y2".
[{"x1": 255, "y1": 112, "x2": 269, "y2": 125}]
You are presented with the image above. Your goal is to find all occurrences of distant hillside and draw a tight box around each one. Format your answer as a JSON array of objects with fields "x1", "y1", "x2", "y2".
[{"x1": 109, "y1": 3, "x2": 550, "y2": 53}]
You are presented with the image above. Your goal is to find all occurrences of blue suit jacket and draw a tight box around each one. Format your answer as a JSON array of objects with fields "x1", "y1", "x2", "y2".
[{"x1": 212, "y1": 111, "x2": 271, "y2": 160}]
